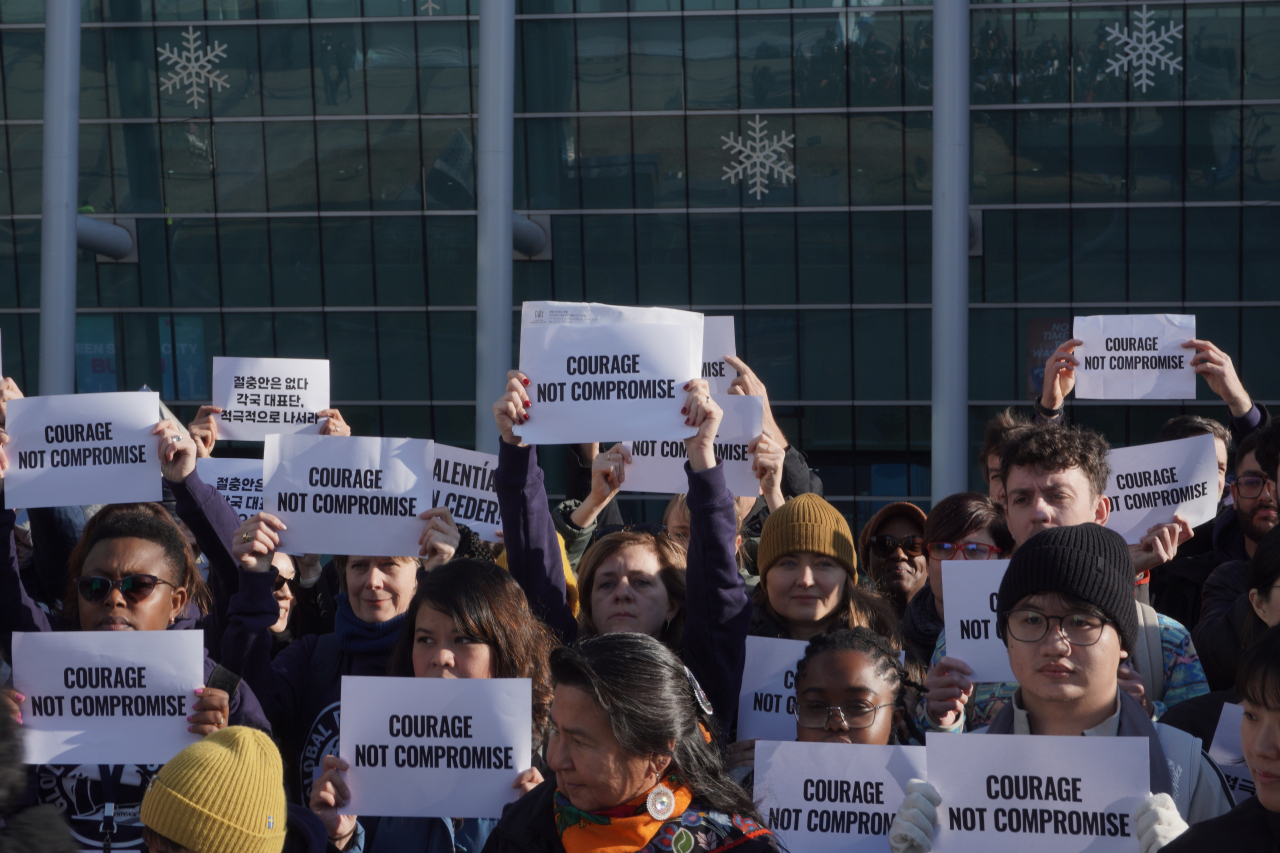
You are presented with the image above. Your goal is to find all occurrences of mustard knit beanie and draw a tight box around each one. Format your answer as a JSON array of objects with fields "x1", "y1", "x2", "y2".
[
  {"x1": 141, "y1": 726, "x2": 287, "y2": 853},
  {"x1": 757, "y1": 493, "x2": 857, "y2": 581}
]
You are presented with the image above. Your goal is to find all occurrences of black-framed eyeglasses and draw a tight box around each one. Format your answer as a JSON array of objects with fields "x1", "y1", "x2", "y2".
[
  {"x1": 1005, "y1": 610, "x2": 1110, "y2": 647},
  {"x1": 794, "y1": 700, "x2": 894, "y2": 730},
  {"x1": 592, "y1": 523, "x2": 685, "y2": 544},
  {"x1": 75, "y1": 574, "x2": 176, "y2": 604},
  {"x1": 927, "y1": 541, "x2": 1004, "y2": 561},
  {"x1": 868, "y1": 534, "x2": 924, "y2": 559},
  {"x1": 1235, "y1": 475, "x2": 1276, "y2": 500}
]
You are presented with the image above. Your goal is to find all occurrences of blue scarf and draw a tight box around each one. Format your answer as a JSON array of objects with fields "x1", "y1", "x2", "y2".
[{"x1": 334, "y1": 594, "x2": 407, "y2": 656}]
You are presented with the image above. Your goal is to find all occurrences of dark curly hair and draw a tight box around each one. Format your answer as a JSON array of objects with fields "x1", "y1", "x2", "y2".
[
  {"x1": 61, "y1": 503, "x2": 213, "y2": 627},
  {"x1": 389, "y1": 559, "x2": 557, "y2": 750},
  {"x1": 999, "y1": 422, "x2": 1111, "y2": 500},
  {"x1": 551, "y1": 634, "x2": 762, "y2": 821}
]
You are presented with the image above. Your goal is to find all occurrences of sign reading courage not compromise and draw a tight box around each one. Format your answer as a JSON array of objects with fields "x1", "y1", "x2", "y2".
[
  {"x1": 13, "y1": 631, "x2": 203, "y2": 765},
  {"x1": 1073, "y1": 314, "x2": 1195, "y2": 400},
  {"x1": 5, "y1": 391, "x2": 162, "y2": 508},
  {"x1": 513, "y1": 301, "x2": 703, "y2": 445},
  {"x1": 264, "y1": 435, "x2": 434, "y2": 557},
  {"x1": 339, "y1": 676, "x2": 532, "y2": 819},
  {"x1": 928, "y1": 733, "x2": 1147, "y2": 853},
  {"x1": 1103, "y1": 434, "x2": 1219, "y2": 545}
]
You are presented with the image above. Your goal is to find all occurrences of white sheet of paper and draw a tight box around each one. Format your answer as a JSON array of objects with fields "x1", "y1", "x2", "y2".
[
  {"x1": 702, "y1": 316, "x2": 737, "y2": 394},
  {"x1": 942, "y1": 561, "x2": 1016, "y2": 684},
  {"x1": 13, "y1": 631, "x2": 204, "y2": 765},
  {"x1": 430, "y1": 444, "x2": 501, "y2": 542},
  {"x1": 1103, "y1": 434, "x2": 1220, "y2": 545},
  {"x1": 338, "y1": 676, "x2": 532, "y2": 819},
  {"x1": 735, "y1": 636, "x2": 810, "y2": 742},
  {"x1": 196, "y1": 457, "x2": 265, "y2": 521},
  {"x1": 211, "y1": 357, "x2": 331, "y2": 441},
  {"x1": 1208, "y1": 703, "x2": 1255, "y2": 804},
  {"x1": 755, "y1": 741, "x2": 927, "y2": 853},
  {"x1": 928, "y1": 733, "x2": 1148, "y2": 852},
  {"x1": 621, "y1": 395, "x2": 765, "y2": 497},
  {"x1": 5, "y1": 392, "x2": 161, "y2": 508},
  {"x1": 513, "y1": 301, "x2": 702, "y2": 444},
  {"x1": 263, "y1": 435, "x2": 433, "y2": 557},
  {"x1": 1072, "y1": 314, "x2": 1196, "y2": 400}
]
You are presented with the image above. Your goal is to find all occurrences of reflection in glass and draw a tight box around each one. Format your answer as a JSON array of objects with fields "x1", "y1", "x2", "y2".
[
  {"x1": 583, "y1": 216, "x2": 636, "y2": 304},
  {"x1": 264, "y1": 121, "x2": 318, "y2": 211},
  {"x1": 1186, "y1": 107, "x2": 1240, "y2": 201},
  {"x1": 971, "y1": 10, "x2": 1012, "y2": 105},
  {"x1": 1014, "y1": 9, "x2": 1069, "y2": 104},
  {"x1": 522, "y1": 20, "x2": 577, "y2": 112},
  {"x1": 1128, "y1": 208, "x2": 1181, "y2": 302},
  {"x1": 795, "y1": 115, "x2": 848, "y2": 207},
  {"x1": 632, "y1": 116, "x2": 687, "y2": 208},
  {"x1": 260, "y1": 25, "x2": 314, "y2": 115},
  {"x1": 1015, "y1": 110, "x2": 1069, "y2": 204},
  {"x1": 1245, "y1": 6, "x2": 1280, "y2": 100},
  {"x1": 161, "y1": 122, "x2": 215, "y2": 213},
  {"x1": 1243, "y1": 106, "x2": 1280, "y2": 201},
  {"x1": 1186, "y1": 5, "x2": 1241, "y2": 100},
  {"x1": 316, "y1": 122, "x2": 371, "y2": 211},
  {"x1": 1071, "y1": 108, "x2": 1125, "y2": 202},
  {"x1": 422, "y1": 119, "x2": 475, "y2": 209},
  {"x1": 419, "y1": 22, "x2": 473, "y2": 114},
  {"x1": 213, "y1": 122, "x2": 267, "y2": 212},
  {"x1": 577, "y1": 18, "x2": 630, "y2": 111},
  {"x1": 636, "y1": 215, "x2": 688, "y2": 305},
  {"x1": 798, "y1": 213, "x2": 850, "y2": 304},
  {"x1": 1071, "y1": 208, "x2": 1125, "y2": 302},
  {"x1": 370, "y1": 120, "x2": 424, "y2": 211},
  {"x1": 745, "y1": 214, "x2": 795, "y2": 303},
  {"x1": 313, "y1": 24, "x2": 365, "y2": 115},
  {"x1": 365, "y1": 22, "x2": 420, "y2": 114},
  {"x1": 579, "y1": 117, "x2": 634, "y2": 209},
  {"x1": 630, "y1": 18, "x2": 683, "y2": 110},
  {"x1": 322, "y1": 218, "x2": 375, "y2": 305},
  {"x1": 270, "y1": 219, "x2": 323, "y2": 306},
  {"x1": 794, "y1": 15, "x2": 845, "y2": 108},
  {"x1": 1128, "y1": 107, "x2": 1183, "y2": 201},
  {"x1": 685, "y1": 18, "x2": 737, "y2": 110},
  {"x1": 849, "y1": 113, "x2": 902, "y2": 206},
  {"x1": 740, "y1": 17, "x2": 791, "y2": 110},
  {"x1": 689, "y1": 214, "x2": 741, "y2": 305}
]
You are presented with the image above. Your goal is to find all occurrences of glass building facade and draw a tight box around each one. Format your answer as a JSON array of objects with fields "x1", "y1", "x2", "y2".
[{"x1": 0, "y1": 0, "x2": 1277, "y2": 526}]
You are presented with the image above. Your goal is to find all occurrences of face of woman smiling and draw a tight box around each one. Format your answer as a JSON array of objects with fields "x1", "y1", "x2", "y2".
[{"x1": 764, "y1": 552, "x2": 847, "y2": 639}]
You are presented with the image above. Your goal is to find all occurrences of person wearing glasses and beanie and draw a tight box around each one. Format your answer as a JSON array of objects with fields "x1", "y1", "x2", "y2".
[
  {"x1": 141, "y1": 726, "x2": 327, "y2": 853},
  {"x1": 0, "y1": 428, "x2": 270, "y2": 853},
  {"x1": 888, "y1": 524, "x2": 1234, "y2": 853},
  {"x1": 857, "y1": 502, "x2": 928, "y2": 617},
  {"x1": 483, "y1": 633, "x2": 777, "y2": 853},
  {"x1": 492, "y1": 372, "x2": 749, "y2": 736}
]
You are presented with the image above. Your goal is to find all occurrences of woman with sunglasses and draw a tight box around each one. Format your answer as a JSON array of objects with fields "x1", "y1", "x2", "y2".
[
  {"x1": 493, "y1": 371, "x2": 750, "y2": 731},
  {"x1": 310, "y1": 559, "x2": 554, "y2": 852},
  {"x1": 889, "y1": 525, "x2": 1233, "y2": 853},
  {"x1": 857, "y1": 502, "x2": 929, "y2": 617},
  {"x1": 0, "y1": 429, "x2": 270, "y2": 853}
]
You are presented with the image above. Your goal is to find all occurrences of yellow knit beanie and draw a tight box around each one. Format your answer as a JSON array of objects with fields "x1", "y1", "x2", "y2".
[
  {"x1": 141, "y1": 726, "x2": 287, "y2": 853},
  {"x1": 757, "y1": 493, "x2": 857, "y2": 582}
]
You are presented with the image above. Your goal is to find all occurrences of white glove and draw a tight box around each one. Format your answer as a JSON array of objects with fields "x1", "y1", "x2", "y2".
[
  {"x1": 889, "y1": 779, "x2": 941, "y2": 853},
  {"x1": 1134, "y1": 792, "x2": 1188, "y2": 853}
]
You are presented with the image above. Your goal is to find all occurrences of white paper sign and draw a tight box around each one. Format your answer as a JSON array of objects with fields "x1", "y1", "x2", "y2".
[
  {"x1": 430, "y1": 444, "x2": 501, "y2": 542},
  {"x1": 942, "y1": 561, "x2": 1016, "y2": 685},
  {"x1": 928, "y1": 733, "x2": 1148, "y2": 852},
  {"x1": 513, "y1": 301, "x2": 702, "y2": 444},
  {"x1": 13, "y1": 631, "x2": 204, "y2": 765},
  {"x1": 1072, "y1": 314, "x2": 1196, "y2": 400},
  {"x1": 1103, "y1": 434, "x2": 1219, "y2": 545},
  {"x1": 5, "y1": 391, "x2": 162, "y2": 508},
  {"x1": 756, "y1": 741, "x2": 927, "y2": 853},
  {"x1": 621, "y1": 395, "x2": 765, "y2": 498},
  {"x1": 211, "y1": 356, "x2": 330, "y2": 441},
  {"x1": 196, "y1": 457, "x2": 265, "y2": 521},
  {"x1": 338, "y1": 675, "x2": 532, "y2": 819},
  {"x1": 702, "y1": 316, "x2": 737, "y2": 394},
  {"x1": 1208, "y1": 702, "x2": 1256, "y2": 804},
  {"x1": 263, "y1": 435, "x2": 433, "y2": 557},
  {"x1": 735, "y1": 636, "x2": 809, "y2": 741}
]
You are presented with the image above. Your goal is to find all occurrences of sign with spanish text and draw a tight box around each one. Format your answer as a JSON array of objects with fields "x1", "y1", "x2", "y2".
[
  {"x1": 928, "y1": 733, "x2": 1147, "y2": 852},
  {"x1": 5, "y1": 392, "x2": 161, "y2": 508},
  {"x1": 1072, "y1": 314, "x2": 1196, "y2": 400},
  {"x1": 735, "y1": 636, "x2": 809, "y2": 742},
  {"x1": 196, "y1": 457, "x2": 265, "y2": 521},
  {"x1": 211, "y1": 357, "x2": 330, "y2": 441},
  {"x1": 942, "y1": 561, "x2": 1016, "y2": 684},
  {"x1": 621, "y1": 395, "x2": 765, "y2": 497},
  {"x1": 1208, "y1": 702, "x2": 1256, "y2": 804},
  {"x1": 338, "y1": 676, "x2": 532, "y2": 819},
  {"x1": 702, "y1": 316, "x2": 737, "y2": 394},
  {"x1": 13, "y1": 631, "x2": 204, "y2": 765},
  {"x1": 513, "y1": 302, "x2": 702, "y2": 445},
  {"x1": 264, "y1": 435, "x2": 433, "y2": 557},
  {"x1": 755, "y1": 741, "x2": 927, "y2": 853},
  {"x1": 430, "y1": 444, "x2": 501, "y2": 542},
  {"x1": 1103, "y1": 434, "x2": 1219, "y2": 544}
]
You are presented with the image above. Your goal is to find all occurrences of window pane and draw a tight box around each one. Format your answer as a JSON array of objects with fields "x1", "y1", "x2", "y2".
[
  {"x1": 168, "y1": 220, "x2": 220, "y2": 307},
  {"x1": 1071, "y1": 7, "x2": 1126, "y2": 103},
  {"x1": 1123, "y1": 5, "x2": 1184, "y2": 101},
  {"x1": 0, "y1": 224, "x2": 15, "y2": 306},
  {"x1": 1071, "y1": 108, "x2": 1126, "y2": 203},
  {"x1": 1245, "y1": 5, "x2": 1280, "y2": 100},
  {"x1": 735, "y1": 114, "x2": 795, "y2": 208},
  {"x1": 1015, "y1": 210, "x2": 1070, "y2": 303},
  {"x1": 972, "y1": 110, "x2": 1013, "y2": 205},
  {"x1": 1243, "y1": 106, "x2": 1280, "y2": 201},
  {"x1": 794, "y1": 16, "x2": 845, "y2": 109},
  {"x1": 270, "y1": 218, "x2": 323, "y2": 306},
  {"x1": 161, "y1": 122, "x2": 215, "y2": 212},
  {"x1": 423, "y1": 119, "x2": 475, "y2": 209},
  {"x1": 265, "y1": 121, "x2": 318, "y2": 211},
  {"x1": 798, "y1": 213, "x2": 850, "y2": 304},
  {"x1": 1071, "y1": 208, "x2": 1126, "y2": 303},
  {"x1": 1015, "y1": 110, "x2": 1069, "y2": 204},
  {"x1": 687, "y1": 116, "x2": 740, "y2": 208},
  {"x1": 1129, "y1": 107, "x2": 1183, "y2": 202},
  {"x1": 800, "y1": 311, "x2": 851, "y2": 400},
  {"x1": 322, "y1": 218, "x2": 374, "y2": 305},
  {"x1": 369, "y1": 120, "x2": 423, "y2": 211},
  {"x1": 81, "y1": 27, "x2": 109, "y2": 120},
  {"x1": 7, "y1": 126, "x2": 41, "y2": 216},
  {"x1": 101, "y1": 264, "x2": 142, "y2": 309},
  {"x1": 744, "y1": 213, "x2": 795, "y2": 304},
  {"x1": 552, "y1": 216, "x2": 583, "y2": 301},
  {"x1": 1185, "y1": 208, "x2": 1240, "y2": 302},
  {"x1": 907, "y1": 308, "x2": 931, "y2": 400},
  {"x1": 1186, "y1": 4, "x2": 1241, "y2": 100},
  {"x1": 426, "y1": 217, "x2": 476, "y2": 305},
  {"x1": 524, "y1": 119, "x2": 579, "y2": 209},
  {"x1": 903, "y1": 112, "x2": 932, "y2": 205},
  {"x1": 316, "y1": 121, "x2": 371, "y2": 211},
  {"x1": 902, "y1": 12, "x2": 932, "y2": 106},
  {"x1": 419, "y1": 22, "x2": 473, "y2": 114},
  {"x1": 854, "y1": 310, "x2": 905, "y2": 399},
  {"x1": 219, "y1": 219, "x2": 271, "y2": 307},
  {"x1": 689, "y1": 214, "x2": 741, "y2": 305},
  {"x1": 429, "y1": 312, "x2": 475, "y2": 400},
  {"x1": 214, "y1": 122, "x2": 267, "y2": 212},
  {"x1": 378, "y1": 313, "x2": 431, "y2": 400},
  {"x1": 1242, "y1": 308, "x2": 1280, "y2": 401},
  {"x1": 685, "y1": 18, "x2": 737, "y2": 110},
  {"x1": 1014, "y1": 9, "x2": 1068, "y2": 103},
  {"x1": 374, "y1": 218, "x2": 426, "y2": 305},
  {"x1": 579, "y1": 118, "x2": 633, "y2": 209},
  {"x1": 905, "y1": 211, "x2": 931, "y2": 304},
  {"x1": 582, "y1": 215, "x2": 636, "y2": 304},
  {"x1": 260, "y1": 25, "x2": 314, "y2": 116},
  {"x1": 739, "y1": 17, "x2": 791, "y2": 110},
  {"x1": 795, "y1": 114, "x2": 848, "y2": 207},
  {"x1": 365, "y1": 22, "x2": 419, "y2": 114},
  {"x1": 577, "y1": 18, "x2": 630, "y2": 111},
  {"x1": 314, "y1": 24, "x2": 366, "y2": 115},
  {"x1": 969, "y1": 308, "x2": 1014, "y2": 400},
  {"x1": 79, "y1": 124, "x2": 114, "y2": 215},
  {"x1": 111, "y1": 123, "x2": 165, "y2": 214},
  {"x1": 158, "y1": 27, "x2": 215, "y2": 117},
  {"x1": 522, "y1": 20, "x2": 577, "y2": 112},
  {"x1": 3, "y1": 32, "x2": 44, "y2": 119},
  {"x1": 971, "y1": 9, "x2": 1012, "y2": 105},
  {"x1": 630, "y1": 18, "x2": 683, "y2": 111},
  {"x1": 1242, "y1": 207, "x2": 1280, "y2": 301},
  {"x1": 1186, "y1": 107, "x2": 1240, "y2": 201},
  {"x1": 636, "y1": 214, "x2": 688, "y2": 305},
  {"x1": 275, "y1": 312, "x2": 326, "y2": 359},
  {"x1": 632, "y1": 116, "x2": 686, "y2": 208},
  {"x1": 208, "y1": 24, "x2": 262, "y2": 116},
  {"x1": 744, "y1": 311, "x2": 797, "y2": 400},
  {"x1": 1128, "y1": 208, "x2": 1182, "y2": 302},
  {"x1": 852, "y1": 211, "x2": 903, "y2": 303},
  {"x1": 327, "y1": 313, "x2": 379, "y2": 399}
]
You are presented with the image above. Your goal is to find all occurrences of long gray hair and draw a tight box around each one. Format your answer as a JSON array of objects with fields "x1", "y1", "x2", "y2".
[{"x1": 550, "y1": 633, "x2": 762, "y2": 821}]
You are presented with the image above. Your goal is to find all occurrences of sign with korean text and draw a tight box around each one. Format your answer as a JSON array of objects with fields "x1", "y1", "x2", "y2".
[
  {"x1": 196, "y1": 457, "x2": 266, "y2": 521},
  {"x1": 211, "y1": 357, "x2": 330, "y2": 441}
]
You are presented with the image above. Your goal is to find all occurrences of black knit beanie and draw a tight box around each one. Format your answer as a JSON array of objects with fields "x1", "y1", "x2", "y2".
[{"x1": 995, "y1": 523, "x2": 1138, "y2": 652}]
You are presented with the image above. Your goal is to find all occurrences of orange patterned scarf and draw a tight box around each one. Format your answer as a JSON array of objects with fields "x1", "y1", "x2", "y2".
[{"x1": 554, "y1": 776, "x2": 695, "y2": 853}]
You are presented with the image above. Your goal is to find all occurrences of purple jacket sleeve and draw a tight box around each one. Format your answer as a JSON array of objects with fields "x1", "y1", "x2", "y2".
[
  {"x1": 494, "y1": 441, "x2": 578, "y2": 644},
  {"x1": 221, "y1": 566, "x2": 317, "y2": 732},
  {"x1": 0, "y1": 495, "x2": 55, "y2": 659},
  {"x1": 680, "y1": 461, "x2": 751, "y2": 733},
  {"x1": 1231, "y1": 403, "x2": 1267, "y2": 445}
]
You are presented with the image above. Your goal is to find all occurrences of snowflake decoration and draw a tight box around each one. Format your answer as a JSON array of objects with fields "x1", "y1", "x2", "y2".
[
  {"x1": 420, "y1": 0, "x2": 440, "y2": 13},
  {"x1": 1105, "y1": 4, "x2": 1183, "y2": 93},
  {"x1": 722, "y1": 115, "x2": 795, "y2": 201},
  {"x1": 157, "y1": 26, "x2": 229, "y2": 109}
]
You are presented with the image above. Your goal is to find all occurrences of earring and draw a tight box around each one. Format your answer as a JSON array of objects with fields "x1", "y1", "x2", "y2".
[{"x1": 646, "y1": 777, "x2": 676, "y2": 821}]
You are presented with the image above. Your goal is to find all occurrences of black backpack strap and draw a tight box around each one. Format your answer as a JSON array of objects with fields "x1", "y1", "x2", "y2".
[{"x1": 206, "y1": 663, "x2": 243, "y2": 697}]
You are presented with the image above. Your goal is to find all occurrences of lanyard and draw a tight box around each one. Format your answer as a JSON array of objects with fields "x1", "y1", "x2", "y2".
[{"x1": 97, "y1": 764, "x2": 126, "y2": 853}]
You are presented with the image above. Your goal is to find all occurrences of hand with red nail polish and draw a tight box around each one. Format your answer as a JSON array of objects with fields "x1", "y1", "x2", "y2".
[
  {"x1": 681, "y1": 378, "x2": 722, "y2": 473},
  {"x1": 493, "y1": 371, "x2": 533, "y2": 447}
]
